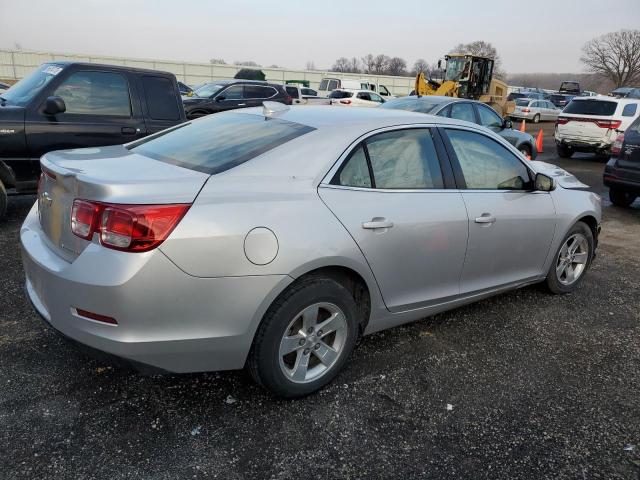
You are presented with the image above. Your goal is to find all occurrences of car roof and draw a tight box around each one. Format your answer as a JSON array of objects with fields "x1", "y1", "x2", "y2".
[
  {"x1": 206, "y1": 79, "x2": 272, "y2": 86},
  {"x1": 46, "y1": 61, "x2": 175, "y2": 77},
  {"x1": 572, "y1": 96, "x2": 638, "y2": 104},
  {"x1": 335, "y1": 88, "x2": 376, "y2": 93}
]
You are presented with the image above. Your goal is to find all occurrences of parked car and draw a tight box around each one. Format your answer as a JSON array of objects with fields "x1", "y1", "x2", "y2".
[
  {"x1": 183, "y1": 80, "x2": 291, "y2": 119},
  {"x1": 510, "y1": 98, "x2": 560, "y2": 123},
  {"x1": 555, "y1": 96, "x2": 640, "y2": 158},
  {"x1": 604, "y1": 115, "x2": 640, "y2": 207},
  {"x1": 507, "y1": 91, "x2": 549, "y2": 101},
  {"x1": 283, "y1": 84, "x2": 331, "y2": 105},
  {"x1": 318, "y1": 77, "x2": 393, "y2": 98},
  {"x1": 178, "y1": 81, "x2": 194, "y2": 97},
  {"x1": 609, "y1": 87, "x2": 640, "y2": 99},
  {"x1": 0, "y1": 81, "x2": 9, "y2": 93},
  {"x1": 581, "y1": 91, "x2": 598, "y2": 97},
  {"x1": 22, "y1": 105, "x2": 601, "y2": 397},
  {"x1": 329, "y1": 89, "x2": 386, "y2": 107},
  {"x1": 550, "y1": 81, "x2": 581, "y2": 108},
  {"x1": 0, "y1": 62, "x2": 186, "y2": 219},
  {"x1": 381, "y1": 95, "x2": 538, "y2": 158}
]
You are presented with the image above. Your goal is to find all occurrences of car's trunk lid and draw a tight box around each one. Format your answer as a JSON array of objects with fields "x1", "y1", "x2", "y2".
[{"x1": 38, "y1": 144, "x2": 209, "y2": 261}]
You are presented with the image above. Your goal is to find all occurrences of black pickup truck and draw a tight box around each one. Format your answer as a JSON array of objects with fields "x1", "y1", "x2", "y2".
[
  {"x1": 550, "y1": 81, "x2": 581, "y2": 108},
  {"x1": 0, "y1": 62, "x2": 186, "y2": 218}
]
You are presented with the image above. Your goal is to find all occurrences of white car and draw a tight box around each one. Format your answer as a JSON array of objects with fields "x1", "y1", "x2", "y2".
[
  {"x1": 329, "y1": 89, "x2": 385, "y2": 107},
  {"x1": 511, "y1": 99, "x2": 560, "y2": 123},
  {"x1": 555, "y1": 96, "x2": 640, "y2": 158},
  {"x1": 318, "y1": 78, "x2": 394, "y2": 99}
]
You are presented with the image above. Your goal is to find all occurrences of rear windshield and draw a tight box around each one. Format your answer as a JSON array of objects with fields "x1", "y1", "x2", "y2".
[
  {"x1": 564, "y1": 99, "x2": 617, "y2": 116},
  {"x1": 328, "y1": 90, "x2": 353, "y2": 99},
  {"x1": 380, "y1": 97, "x2": 440, "y2": 114},
  {"x1": 515, "y1": 99, "x2": 531, "y2": 106},
  {"x1": 130, "y1": 113, "x2": 315, "y2": 174}
]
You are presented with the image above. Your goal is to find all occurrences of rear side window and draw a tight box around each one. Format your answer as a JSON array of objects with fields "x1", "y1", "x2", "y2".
[
  {"x1": 142, "y1": 76, "x2": 180, "y2": 121},
  {"x1": 329, "y1": 90, "x2": 353, "y2": 99},
  {"x1": 285, "y1": 86, "x2": 299, "y2": 98},
  {"x1": 337, "y1": 145, "x2": 371, "y2": 188},
  {"x1": 328, "y1": 80, "x2": 339, "y2": 90},
  {"x1": 621, "y1": 103, "x2": 638, "y2": 117},
  {"x1": 446, "y1": 129, "x2": 530, "y2": 190},
  {"x1": 245, "y1": 86, "x2": 277, "y2": 99},
  {"x1": 449, "y1": 103, "x2": 476, "y2": 123},
  {"x1": 54, "y1": 71, "x2": 131, "y2": 116},
  {"x1": 564, "y1": 100, "x2": 617, "y2": 116},
  {"x1": 130, "y1": 113, "x2": 315, "y2": 174},
  {"x1": 357, "y1": 92, "x2": 372, "y2": 101}
]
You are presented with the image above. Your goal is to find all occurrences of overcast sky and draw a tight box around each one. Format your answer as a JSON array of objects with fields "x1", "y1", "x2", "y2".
[{"x1": 1, "y1": 0, "x2": 639, "y2": 74}]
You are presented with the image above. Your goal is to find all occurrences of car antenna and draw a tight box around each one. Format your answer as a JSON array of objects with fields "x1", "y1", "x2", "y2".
[{"x1": 263, "y1": 101, "x2": 289, "y2": 119}]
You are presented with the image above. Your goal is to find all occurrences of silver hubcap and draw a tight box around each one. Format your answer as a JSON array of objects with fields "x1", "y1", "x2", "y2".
[
  {"x1": 556, "y1": 233, "x2": 589, "y2": 285},
  {"x1": 278, "y1": 302, "x2": 347, "y2": 384}
]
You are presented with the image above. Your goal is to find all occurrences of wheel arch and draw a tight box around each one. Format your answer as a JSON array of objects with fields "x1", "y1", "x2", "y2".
[{"x1": 0, "y1": 160, "x2": 16, "y2": 188}]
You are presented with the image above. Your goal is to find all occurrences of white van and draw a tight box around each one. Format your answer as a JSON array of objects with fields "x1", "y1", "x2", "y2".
[
  {"x1": 318, "y1": 77, "x2": 394, "y2": 99},
  {"x1": 555, "y1": 96, "x2": 640, "y2": 158}
]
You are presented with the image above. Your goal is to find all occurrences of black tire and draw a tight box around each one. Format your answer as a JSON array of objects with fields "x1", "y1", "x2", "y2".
[
  {"x1": 545, "y1": 221, "x2": 594, "y2": 294},
  {"x1": 248, "y1": 276, "x2": 360, "y2": 398},
  {"x1": 557, "y1": 144, "x2": 573, "y2": 158},
  {"x1": 0, "y1": 179, "x2": 7, "y2": 220},
  {"x1": 519, "y1": 144, "x2": 532, "y2": 158},
  {"x1": 609, "y1": 188, "x2": 637, "y2": 207},
  {"x1": 533, "y1": 114, "x2": 540, "y2": 124}
]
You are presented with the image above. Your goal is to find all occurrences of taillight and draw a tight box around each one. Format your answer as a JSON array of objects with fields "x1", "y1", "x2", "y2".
[
  {"x1": 595, "y1": 119, "x2": 622, "y2": 129},
  {"x1": 71, "y1": 199, "x2": 190, "y2": 252},
  {"x1": 340, "y1": 99, "x2": 352, "y2": 105},
  {"x1": 611, "y1": 132, "x2": 625, "y2": 156},
  {"x1": 556, "y1": 117, "x2": 569, "y2": 125},
  {"x1": 522, "y1": 108, "x2": 531, "y2": 113}
]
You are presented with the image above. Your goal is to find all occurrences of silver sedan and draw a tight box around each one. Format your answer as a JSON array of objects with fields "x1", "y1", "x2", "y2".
[
  {"x1": 511, "y1": 98, "x2": 561, "y2": 123},
  {"x1": 21, "y1": 105, "x2": 601, "y2": 397}
]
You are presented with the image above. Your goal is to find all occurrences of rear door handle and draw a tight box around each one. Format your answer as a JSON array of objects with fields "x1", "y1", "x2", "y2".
[
  {"x1": 237, "y1": 103, "x2": 246, "y2": 106},
  {"x1": 121, "y1": 127, "x2": 137, "y2": 135},
  {"x1": 474, "y1": 213, "x2": 496, "y2": 224},
  {"x1": 362, "y1": 219, "x2": 394, "y2": 229}
]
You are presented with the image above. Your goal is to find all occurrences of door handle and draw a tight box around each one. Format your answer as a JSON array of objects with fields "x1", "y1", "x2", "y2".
[
  {"x1": 237, "y1": 103, "x2": 246, "y2": 106},
  {"x1": 121, "y1": 127, "x2": 137, "y2": 135},
  {"x1": 474, "y1": 213, "x2": 496, "y2": 224},
  {"x1": 362, "y1": 218, "x2": 394, "y2": 229}
]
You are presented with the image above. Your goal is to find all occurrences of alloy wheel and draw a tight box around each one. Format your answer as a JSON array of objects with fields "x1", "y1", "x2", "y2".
[
  {"x1": 556, "y1": 233, "x2": 589, "y2": 286},
  {"x1": 278, "y1": 302, "x2": 347, "y2": 384}
]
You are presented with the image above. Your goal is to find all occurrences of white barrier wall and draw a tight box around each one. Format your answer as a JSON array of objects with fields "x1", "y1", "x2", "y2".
[{"x1": 0, "y1": 49, "x2": 416, "y2": 95}]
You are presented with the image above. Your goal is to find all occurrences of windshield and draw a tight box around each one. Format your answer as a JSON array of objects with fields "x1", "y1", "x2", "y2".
[
  {"x1": 564, "y1": 99, "x2": 617, "y2": 116},
  {"x1": 328, "y1": 90, "x2": 353, "y2": 99},
  {"x1": 380, "y1": 97, "x2": 441, "y2": 114},
  {"x1": 130, "y1": 113, "x2": 315, "y2": 174},
  {"x1": 1, "y1": 63, "x2": 63, "y2": 106},
  {"x1": 194, "y1": 83, "x2": 225, "y2": 98},
  {"x1": 559, "y1": 82, "x2": 580, "y2": 94},
  {"x1": 445, "y1": 57, "x2": 470, "y2": 82}
]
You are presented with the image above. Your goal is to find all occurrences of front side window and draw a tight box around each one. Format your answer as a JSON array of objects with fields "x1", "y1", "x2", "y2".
[
  {"x1": 130, "y1": 113, "x2": 314, "y2": 174},
  {"x1": 194, "y1": 83, "x2": 225, "y2": 98},
  {"x1": 446, "y1": 129, "x2": 530, "y2": 190},
  {"x1": 448, "y1": 102, "x2": 476, "y2": 123},
  {"x1": 477, "y1": 104, "x2": 502, "y2": 129},
  {"x1": 54, "y1": 71, "x2": 131, "y2": 116},
  {"x1": 319, "y1": 79, "x2": 330, "y2": 91},
  {"x1": 328, "y1": 80, "x2": 339, "y2": 90}
]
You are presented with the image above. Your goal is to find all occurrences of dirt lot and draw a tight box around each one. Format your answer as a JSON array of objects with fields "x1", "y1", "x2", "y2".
[{"x1": 1, "y1": 126, "x2": 639, "y2": 479}]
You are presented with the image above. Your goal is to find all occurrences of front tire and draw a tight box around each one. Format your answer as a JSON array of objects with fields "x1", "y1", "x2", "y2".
[
  {"x1": 248, "y1": 277, "x2": 360, "y2": 398},
  {"x1": 546, "y1": 222, "x2": 594, "y2": 294},
  {"x1": 609, "y1": 188, "x2": 637, "y2": 207},
  {"x1": 557, "y1": 144, "x2": 573, "y2": 158},
  {"x1": 519, "y1": 144, "x2": 532, "y2": 158}
]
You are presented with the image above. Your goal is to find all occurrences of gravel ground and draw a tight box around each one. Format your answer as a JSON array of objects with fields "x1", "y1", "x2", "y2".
[{"x1": 1, "y1": 135, "x2": 639, "y2": 479}]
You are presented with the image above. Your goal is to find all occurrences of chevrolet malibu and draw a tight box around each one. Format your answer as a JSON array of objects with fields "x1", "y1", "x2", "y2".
[{"x1": 22, "y1": 105, "x2": 601, "y2": 398}]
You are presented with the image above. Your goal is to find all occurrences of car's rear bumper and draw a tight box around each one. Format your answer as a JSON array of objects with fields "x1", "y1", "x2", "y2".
[
  {"x1": 510, "y1": 112, "x2": 534, "y2": 120},
  {"x1": 604, "y1": 162, "x2": 640, "y2": 194},
  {"x1": 20, "y1": 203, "x2": 292, "y2": 373},
  {"x1": 555, "y1": 136, "x2": 612, "y2": 153}
]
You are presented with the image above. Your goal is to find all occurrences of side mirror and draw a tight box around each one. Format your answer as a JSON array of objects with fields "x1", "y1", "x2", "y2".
[
  {"x1": 535, "y1": 173, "x2": 555, "y2": 192},
  {"x1": 43, "y1": 96, "x2": 66, "y2": 115},
  {"x1": 215, "y1": 95, "x2": 225, "y2": 102}
]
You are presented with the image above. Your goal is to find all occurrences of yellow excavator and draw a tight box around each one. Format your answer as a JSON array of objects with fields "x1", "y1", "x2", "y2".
[{"x1": 414, "y1": 54, "x2": 514, "y2": 117}]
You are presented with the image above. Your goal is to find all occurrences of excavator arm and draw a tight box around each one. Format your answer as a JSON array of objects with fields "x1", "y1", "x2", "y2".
[{"x1": 414, "y1": 72, "x2": 458, "y2": 97}]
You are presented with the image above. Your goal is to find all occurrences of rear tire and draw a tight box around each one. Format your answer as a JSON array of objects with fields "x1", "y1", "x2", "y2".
[
  {"x1": 609, "y1": 188, "x2": 637, "y2": 207},
  {"x1": 248, "y1": 276, "x2": 360, "y2": 398},
  {"x1": 557, "y1": 144, "x2": 573, "y2": 158},
  {"x1": 545, "y1": 221, "x2": 594, "y2": 294},
  {"x1": 0, "y1": 179, "x2": 7, "y2": 220},
  {"x1": 533, "y1": 114, "x2": 540, "y2": 124}
]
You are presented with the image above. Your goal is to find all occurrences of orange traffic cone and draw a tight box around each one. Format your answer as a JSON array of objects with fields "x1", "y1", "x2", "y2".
[
  {"x1": 519, "y1": 119, "x2": 526, "y2": 132},
  {"x1": 536, "y1": 128, "x2": 544, "y2": 153}
]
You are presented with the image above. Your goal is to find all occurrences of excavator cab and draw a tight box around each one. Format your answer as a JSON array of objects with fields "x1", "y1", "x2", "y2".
[{"x1": 443, "y1": 54, "x2": 494, "y2": 100}]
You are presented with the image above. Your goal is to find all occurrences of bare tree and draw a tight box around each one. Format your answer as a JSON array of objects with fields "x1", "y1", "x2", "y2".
[
  {"x1": 332, "y1": 57, "x2": 351, "y2": 73},
  {"x1": 450, "y1": 40, "x2": 505, "y2": 78},
  {"x1": 234, "y1": 61, "x2": 261, "y2": 67},
  {"x1": 581, "y1": 30, "x2": 640, "y2": 88},
  {"x1": 387, "y1": 57, "x2": 407, "y2": 76},
  {"x1": 305, "y1": 61, "x2": 316, "y2": 71},
  {"x1": 348, "y1": 57, "x2": 361, "y2": 74},
  {"x1": 411, "y1": 58, "x2": 429, "y2": 76},
  {"x1": 361, "y1": 54, "x2": 376, "y2": 74},
  {"x1": 268, "y1": 64, "x2": 280, "y2": 69},
  {"x1": 209, "y1": 58, "x2": 226, "y2": 65},
  {"x1": 372, "y1": 54, "x2": 390, "y2": 75}
]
